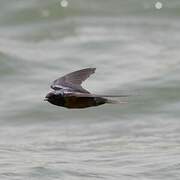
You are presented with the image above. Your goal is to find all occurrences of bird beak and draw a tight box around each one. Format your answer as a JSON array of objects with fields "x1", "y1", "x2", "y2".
[{"x1": 44, "y1": 98, "x2": 48, "y2": 101}]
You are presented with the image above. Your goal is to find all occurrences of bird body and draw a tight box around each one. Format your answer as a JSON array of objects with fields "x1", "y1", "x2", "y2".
[
  {"x1": 45, "y1": 68, "x2": 127, "y2": 109},
  {"x1": 63, "y1": 96, "x2": 107, "y2": 109}
]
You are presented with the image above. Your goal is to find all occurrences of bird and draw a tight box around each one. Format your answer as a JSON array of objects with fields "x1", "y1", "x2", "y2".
[{"x1": 44, "y1": 68, "x2": 128, "y2": 109}]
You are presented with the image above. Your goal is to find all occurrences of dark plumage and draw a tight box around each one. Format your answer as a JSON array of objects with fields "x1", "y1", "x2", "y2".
[{"x1": 44, "y1": 68, "x2": 128, "y2": 109}]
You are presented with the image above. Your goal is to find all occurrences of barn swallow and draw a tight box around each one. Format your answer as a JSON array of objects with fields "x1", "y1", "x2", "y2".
[{"x1": 44, "y1": 68, "x2": 128, "y2": 109}]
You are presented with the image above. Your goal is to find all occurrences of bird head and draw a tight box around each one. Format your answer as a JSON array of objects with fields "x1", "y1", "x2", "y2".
[
  {"x1": 44, "y1": 91, "x2": 56, "y2": 101},
  {"x1": 44, "y1": 91, "x2": 64, "y2": 106}
]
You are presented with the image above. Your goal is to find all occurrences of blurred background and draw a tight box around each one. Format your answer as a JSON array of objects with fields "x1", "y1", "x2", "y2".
[{"x1": 0, "y1": 0, "x2": 180, "y2": 179}]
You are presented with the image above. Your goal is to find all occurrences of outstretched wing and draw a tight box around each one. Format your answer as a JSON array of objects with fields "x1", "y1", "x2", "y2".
[{"x1": 51, "y1": 68, "x2": 96, "y2": 93}]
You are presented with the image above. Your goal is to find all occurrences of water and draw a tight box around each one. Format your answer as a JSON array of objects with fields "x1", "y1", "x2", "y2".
[{"x1": 0, "y1": 0, "x2": 180, "y2": 179}]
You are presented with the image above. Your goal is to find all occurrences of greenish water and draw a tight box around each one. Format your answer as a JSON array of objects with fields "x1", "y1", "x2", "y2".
[{"x1": 0, "y1": 0, "x2": 180, "y2": 179}]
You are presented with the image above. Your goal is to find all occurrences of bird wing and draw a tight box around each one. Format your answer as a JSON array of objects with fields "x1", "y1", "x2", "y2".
[{"x1": 51, "y1": 68, "x2": 96, "y2": 93}]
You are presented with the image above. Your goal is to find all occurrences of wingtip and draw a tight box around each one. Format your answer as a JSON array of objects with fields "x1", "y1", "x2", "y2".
[
  {"x1": 83, "y1": 67, "x2": 96, "y2": 73},
  {"x1": 92, "y1": 68, "x2": 96, "y2": 73}
]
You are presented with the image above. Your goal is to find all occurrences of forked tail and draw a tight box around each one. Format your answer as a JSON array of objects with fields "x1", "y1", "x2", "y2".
[{"x1": 106, "y1": 99, "x2": 128, "y2": 104}]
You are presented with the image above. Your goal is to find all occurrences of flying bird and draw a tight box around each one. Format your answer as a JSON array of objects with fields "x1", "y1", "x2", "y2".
[{"x1": 44, "y1": 68, "x2": 128, "y2": 109}]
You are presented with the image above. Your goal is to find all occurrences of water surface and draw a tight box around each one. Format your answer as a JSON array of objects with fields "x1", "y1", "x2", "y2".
[{"x1": 0, "y1": 0, "x2": 180, "y2": 179}]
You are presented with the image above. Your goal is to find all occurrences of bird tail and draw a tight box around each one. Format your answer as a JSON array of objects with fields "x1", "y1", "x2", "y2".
[
  {"x1": 106, "y1": 98, "x2": 128, "y2": 104},
  {"x1": 99, "y1": 94, "x2": 129, "y2": 98}
]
